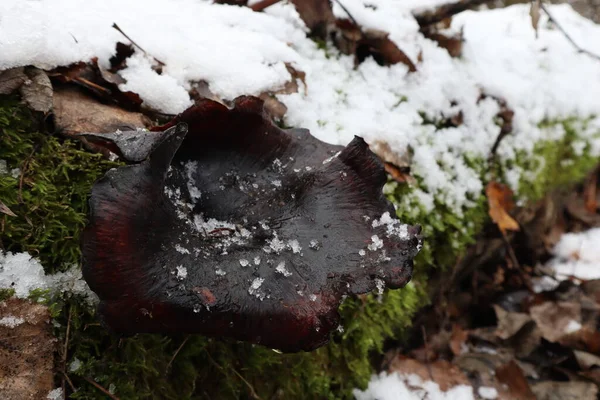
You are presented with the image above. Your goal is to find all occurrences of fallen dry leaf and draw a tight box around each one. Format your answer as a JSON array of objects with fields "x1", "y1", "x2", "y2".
[
  {"x1": 531, "y1": 381, "x2": 597, "y2": 400},
  {"x1": 450, "y1": 324, "x2": 468, "y2": 356},
  {"x1": 583, "y1": 171, "x2": 597, "y2": 213},
  {"x1": 0, "y1": 298, "x2": 55, "y2": 400},
  {"x1": 19, "y1": 67, "x2": 53, "y2": 113},
  {"x1": 486, "y1": 181, "x2": 520, "y2": 234},
  {"x1": 388, "y1": 356, "x2": 470, "y2": 391},
  {"x1": 529, "y1": 301, "x2": 581, "y2": 343},
  {"x1": 53, "y1": 86, "x2": 151, "y2": 135},
  {"x1": 495, "y1": 361, "x2": 536, "y2": 400},
  {"x1": 0, "y1": 68, "x2": 28, "y2": 95},
  {"x1": 493, "y1": 304, "x2": 532, "y2": 340},
  {"x1": 290, "y1": 0, "x2": 335, "y2": 39},
  {"x1": 423, "y1": 28, "x2": 463, "y2": 58},
  {"x1": 530, "y1": 0, "x2": 541, "y2": 38}
]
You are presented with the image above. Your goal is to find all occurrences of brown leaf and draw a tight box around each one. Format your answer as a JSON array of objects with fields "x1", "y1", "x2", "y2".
[
  {"x1": 531, "y1": 381, "x2": 597, "y2": 400},
  {"x1": 0, "y1": 68, "x2": 28, "y2": 95},
  {"x1": 530, "y1": 0, "x2": 541, "y2": 39},
  {"x1": 574, "y1": 350, "x2": 600, "y2": 370},
  {"x1": 493, "y1": 304, "x2": 532, "y2": 340},
  {"x1": 530, "y1": 301, "x2": 582, "y2": 343},
  {"x1": 486, "y1": 181, "x2": 520, "y2": 234},
  {"x1": 495, "y1": 361, "x2": 536, "y2": 400},
  {"x1": 384, "y1": 162, "x2": 415, "y2": 184},
  {"x1": 53, "y1": 87, "x2": 151, "y2": 136},
  {"x1": 19, "y1": 67, "x2": 53, "y2": 113},
  {"x1": 290, "y1": 0, "x2": 335, "y2": 39},
  {"x1": 0, "y1": 200, "x2": 17, "y2": 217},
  {"x1": 388, "y1": 356, "x2": 470, "y2": 391},
  {"x1": 0, "y1": 298, "x2": 55, "y2": 399},
  {"x1": 424, "y1": 29, "x2": 463, "y2": 58},
  {"x1": 361, "y1": 29, "x2": 417, "y2": 71},
  {"x1": 584, "y1": 172, "x2": 597, "y2": 214},
  {"x1": 450, "y1": 324, "x2": 468, "y2": 356}
]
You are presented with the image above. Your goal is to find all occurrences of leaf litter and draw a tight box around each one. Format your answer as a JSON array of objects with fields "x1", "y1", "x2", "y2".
[{"x1": 356, "y1": 167, "x2": 600, "y2": 399}]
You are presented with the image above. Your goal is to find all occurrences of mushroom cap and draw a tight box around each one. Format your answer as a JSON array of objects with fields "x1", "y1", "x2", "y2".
[{"x1": 82, "y1": 96, "x2": 421, "y2": 352}]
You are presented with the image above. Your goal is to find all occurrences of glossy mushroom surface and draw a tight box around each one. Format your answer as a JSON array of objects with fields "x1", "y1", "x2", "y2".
[{"x1": 82, "y1": 96, "x2": 422, "y2": 352}]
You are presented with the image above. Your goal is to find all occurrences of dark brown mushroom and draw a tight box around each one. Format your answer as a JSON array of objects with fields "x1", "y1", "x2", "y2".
[{"x1": 81, "y1": 96, "x2": 422, "y2": 352}]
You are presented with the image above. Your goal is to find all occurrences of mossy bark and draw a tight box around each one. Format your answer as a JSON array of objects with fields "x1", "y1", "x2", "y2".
[{"x1": 1, "y1": 95, "x2": 598, "y2": 399}]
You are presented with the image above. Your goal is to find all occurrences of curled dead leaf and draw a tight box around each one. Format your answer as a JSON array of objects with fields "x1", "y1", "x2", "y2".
[{"x1": 486, "y1": 181, "x2": 520, "y2": 234}]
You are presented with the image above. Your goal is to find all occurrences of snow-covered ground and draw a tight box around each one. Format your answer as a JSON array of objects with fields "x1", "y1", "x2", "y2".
[
  {"x1": 549, "y1": 227, "x2": 600, "y2": 281},
  {"x1": 2, "y1": 0, "x2": 600, "y2": 213}
]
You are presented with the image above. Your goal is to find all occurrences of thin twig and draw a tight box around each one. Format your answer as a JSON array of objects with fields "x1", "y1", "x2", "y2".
[
  {"x1": 249, "y1": 0, "x2": 281, "y2": 12},
  {"x1": 421, "y1": 326, "x2": 434, "y2": 381},
  {"x1": 500, "y1": 230, "x2": 534, "y2": 292},
  {"x1": 205, "y1": 350, "x2": 261, "y2": 400},
  {"x1": 61, "y1": 371, "x2": 77, "y2": 394},
  {"x1": 83, "y1": 377, "x2": 121, "y2": 400},
  {"x1": 112, "y1": 23, "x2": 166, "y2": 66},
  {"x1": 61, "y1": 306, "x2": 73, "y2": 399},
  {"x1": 539, "y1": 2, "x2": 600, "y2": 61},
  {"x1": 332, "y1": 0, "x2": 360, "y2": 28},
  {"x1": 166, "y1": 335, "x2": 190, "y2": 373}
]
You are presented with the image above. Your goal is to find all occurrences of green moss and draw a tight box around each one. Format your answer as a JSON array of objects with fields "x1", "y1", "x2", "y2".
[
  {"x1": 0, "y1": 96, "x2": 119, "y2": 269},
  {"x1": 516, "y1": 118, "x2": 600, "y2": 201}
]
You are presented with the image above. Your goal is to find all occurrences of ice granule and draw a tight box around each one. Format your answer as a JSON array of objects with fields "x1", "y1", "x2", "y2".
[
  {"x1": 275, "y1": 261, "x2": 292, "y2": 277},
  {"x1": 248, "y1": 277, "x2": 266, "y2": 300},
  {"x1": 367, "y1": 235, "x2": 384, "y2": 251},
  {"x1": 176, "y1": 265, "x2": 187, "y2": 280},
  {"x1": 288, "y1": 239, "x2": 302, "y2": 254},
  {"x1": 239, "y1": 259, "x2": 249, "y2": 267}
]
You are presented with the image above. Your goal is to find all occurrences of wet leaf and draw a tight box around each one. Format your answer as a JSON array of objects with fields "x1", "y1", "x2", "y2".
[
  {"x1": 388, "y1": 356, "x2": 470, "y2": 391},
  {"x1": 531, "y1": 381, "x2": 597, "y2": 400},
  {"x1": 495, "y1": 361, "x2": 536, "y2": 400}
]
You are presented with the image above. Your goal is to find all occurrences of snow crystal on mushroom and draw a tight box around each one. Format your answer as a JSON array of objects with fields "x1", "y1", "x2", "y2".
[
  {"x1": 248, "y1": 277, "x2": 266, "y2": 300},
  {"x1": 275, "y1": 261, "x2": 292, "y2": 277},
  {"x1": 372, "y1": 212, "x2": 410, "y2": 240},
  {"x1": 287, "y1": 239, "x2": 302, "y2": 254},
  {"x1": 368, "y1": 235, "x2": 384, "y2": 251},
  {"x1": 176, "y1": 265, "x2": 187, "y2": 280}
]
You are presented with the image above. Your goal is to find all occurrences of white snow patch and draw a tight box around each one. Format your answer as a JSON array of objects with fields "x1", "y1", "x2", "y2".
[
  {"x1": 565, "y1": 320, "x2": 582, "y2": 334},
  {"x1": 353, "y1": 371, "x2": 474, "y2": 400},
  {"x1": 69, "y1": 358, "x2": 82, "y2": 372},
  {"x1": 46, "y1": 388, "x2": 63, "y2": 400},
  {"x1": 0, "y1": 316, "x2": 25, "y2": 328},
  {"x1": 0, "y1": 252, "x2": 97, "y2": 303},
  {"x1": 549, "y1": 228, "x2": 600, "y2": 280},
  {"x1": 478, "y1": 386, "x2": 498, "y2": 400}
]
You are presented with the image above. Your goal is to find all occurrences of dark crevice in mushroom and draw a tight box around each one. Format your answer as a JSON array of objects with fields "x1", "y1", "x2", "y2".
[{"x1": 82, "y1": 96, "x2": 422, "y2": 352}]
